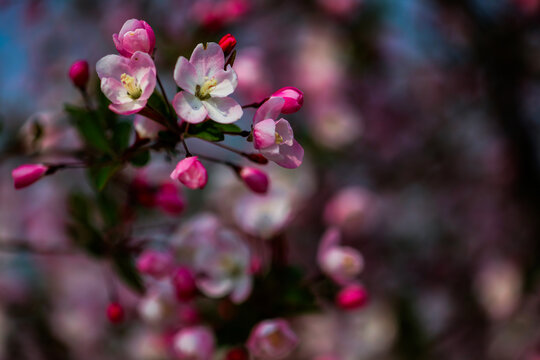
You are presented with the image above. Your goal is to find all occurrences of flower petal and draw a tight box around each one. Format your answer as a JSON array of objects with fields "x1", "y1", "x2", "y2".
[
  {"x1": 96, "y1": 54, "x2": 130, "y2": 79},
  {"x1": 100, "y1": 78, "x2": 131, "y2": 104},
  {"x1": 231, "y1": 275, "x2": 253, "y2": 304},
  {"x1": 210, "y1": 66, "x2": 238, "y2": 97},
  {"x1": 174, "y1": 56, "x2": 199, "y2": 94},
  {"x1": 253, "y1": 97, "x2": 284, "y2": 125},
  {"x1": 197, "y1": 277, "x2": 234, "y2": 298},
  {"x1": 253, "y1": 118, "x2": 276, "y2": 149},
  {"x1": 138, "y1": 69, "x2": 157, "y2": 101},
  {"x1": 203, "y1": 97, "x2": 242, "y2": 124},
  {"x1": 264, "y1": 139, "x2": 304, "y2": 169},
  {"x1": 109, "y1": 100, "x2": 146, "y2": 115},
  {"x1": 130, "y1": 51, "x2": 156, "y2": 81},
  {"x1": 190, "y1": 42, "x2": 225, "y2": 79},
  {"x1": 275, "y1": 118, "x2": 294, "y2": 146},
  {"x1": 173, "y1": 92, "x2": 208, "y2": 124}
]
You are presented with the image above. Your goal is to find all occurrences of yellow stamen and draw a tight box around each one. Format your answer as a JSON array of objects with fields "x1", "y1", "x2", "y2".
[
  {"x1": 121, "y1": 73, "x2": 142, "y2": 99},
  {"x1": 267, "y1": 329, "x2": 285, "y2": 348},
  {"x1": 275, "y1": 132, "x2": 284, "y2": 144},
  {"x1": 342, "y1": 254, "x2": 357, "y2": 275},
  {"x1": 196, "y1": 77, "x2": 217, "y2": 100}
]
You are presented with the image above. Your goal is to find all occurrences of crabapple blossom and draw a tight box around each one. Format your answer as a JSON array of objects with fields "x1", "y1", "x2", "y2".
[
  {"x1": 246, "y1": 319, "x2": 299, "y2": 359},
  {"x1": 336, "y1": 283, "x2": 368, "y2": 310},
  {"x1": 219, "y1": 33, "x2": 237, "y2": 56},
  {"x1": 239, "y1": 167, "x2": 269, "y2": 194},
  {"x1": 317, "y1": 227, "x2": 363, "y2": 285},
  {"x1": 170, "y1": 156, "x2": 208, "y2": 189},
  {"x1": 134, "y1": 115, "x2": 166, "y2": 140},
  {"x1": 193, "y1": 228, "x2": 252, "y2": 303},
  {"x1": 252, "y1": 97, "x2": 304, "y2": 169},
  {"x1": 172, "y1": 42, "x2": 242, "y2": 124},
  {"x1": 68, "y1": 60, "x2": 89, "y2": 89},
  {"x1": 155, "y1": 183, "x2": 185, "y2": 215},
  {"x1": 113, "y1": 19, "x2": 155, "y2": 58},
  {"x1": 96, "y1": 51, "x2": 156, "y2": 115},
  {"x1": 173, "y1": 326, "x2": 215, "y2": 360},
  {"x1": 12, "y1": 164, "x2": 49, "y2": 189},
  {"x1": 136, "y1": 250, "x2": 175, "y2": 279},
  {"x1": 271, "y1": 87, "x2": 304, "y2": 114}
]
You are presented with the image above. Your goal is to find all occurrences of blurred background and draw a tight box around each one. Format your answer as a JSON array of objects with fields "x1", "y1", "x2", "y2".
[{"x1": 2, "y1": 0, "x2": 540, "y2": 359}]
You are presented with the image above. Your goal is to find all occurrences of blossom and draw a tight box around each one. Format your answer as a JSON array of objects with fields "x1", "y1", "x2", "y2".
[
  {"x1": 271, "y1": 87, "x2": 304, "y2": 114},
  {"x1": 246, "y1": 319, "x2": 298, "y2": 359},
  {"x1": 155, "y1": 183, "x2": 185, "y2": 215},
  {"x1": 193, "y1": 228, "x2": 252, "y2": 303},
  {"x1": 136, "y1": 250, "x2": 175, "y2": 279},
  {"x1": 172, "y1": 42, "x2": 242, "y2": 124},
  {"x1": 68, "y1": 60, "x2": 89, "y2": 89},
  {"x1": 239, "y1": 167, "x2": 269, "y2": 194},
  {"x1": 96, "y1": 51, "x2": 156, "y2": 115},
  {"x1": 113, "y1": 19, "x2": 155, "y2": 58},
  {"x1": 173, "y1": 326, "x2": 215, "y2": 360},
  {"x1": 252, "y1": 97, "x2": 304, "y2": 169},
  {"x1": 317, "y1": 227, "x2": 363, "y2": 285},
  {"x1": 170, "y1": 157, "x2": 208, "y2": 190},
  {"x1": 12, "y1": 164, "x2": 49, "y2": 189},
  {"x1": 323, "y1": 186, "x2": 375, "y2": 233},
  {"x1": 336, "y1": 283, "x2": 368, "y2": 310},
  {"x1": 134, "y1": 115, "x2": 166, "y2": 140}
]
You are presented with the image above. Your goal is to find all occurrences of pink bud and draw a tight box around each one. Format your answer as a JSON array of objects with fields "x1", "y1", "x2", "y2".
[
  {"x1": 219, "y1": 33, "x2": 237, "y2": 57},
  {"x1": 272, "y1": 87, "x2": 304, "y2": 114},
  {"x1": 239, "y1": 167, "x2": 269, "y2": 194},
  {"x1": 113, "y1": 19, "x2": 156, "y2": 58},
  {"x1": 155, "y1": 183, "x2": 185, "y2": 215},
  {"x1": 335, "y1": 283, "x2": 368, "y2": 311},
  {"x1": 170, "y1": 157, "x2": 208, "y2": 190},
  {"x1": 172, "y1": 267, "x2": 197, "y2": 302},
  {"x1": 68, "y1": 60, "x2": 89, "y2": 89},
  {"x1": 173, "y1": 326, "x2": 215, "y2": 360},
  {"x1": 247, "y1": 319, "x2": 298, "y2": 359},
  {"x1": 106, "y1": 302, "x2": 124, "y2": 324},
  {"x1": 136, "y1": 250, "x2": 175, "y2": 279},
  {"x1": 12, "y1": 164, "x2": 49, "y2": 189}
]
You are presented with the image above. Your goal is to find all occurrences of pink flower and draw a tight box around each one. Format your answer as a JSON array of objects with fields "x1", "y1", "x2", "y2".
[
  {"x1": 12, "y1": 164, "x2": 49, "y2": 189},
  {"x1": 271, "y1": 87, "x2": 304, "y2": 114},
  {"x1": 172, "y1": 42, "x2": 242, "y2": 124},
  {"x1": 252, "y1": 97, "x2": 304, "y2": 169},
  {"x1": 173, "y1": 326, "x2": 215, "y2": 360},
  {"x1": 324, "y1": 186, "x2": 375, "y2": 232},
  {"x1": 317, "y1": 228, "x2": 363, "y2": 285},
  {"x1": 335, "y1": 283, "x2": 368, "y2": 310},
  {"x1": 239, "y1": 167, "x2": 269, "y2": 194},
  {"x1": 170, "y1": 157, "x2": 208, "y2": 190},
  {"x1": 68, "y1": 60, "x2": 89, "y2": 89},
  {"x1": 155, "y1": 183, "x2": 185, "y2": 215},
  {"x1": 134, "y1": 115, "x2": 166, "y2": 140},
  {"x1": 136, "y1": 250, "x2": 175, "y2": 279},
  {"x1": 96, "y1": 51, "x2": 156, "y2": 115},
  {"x1": 172, "y1": 266, "x2": 198, "y2": 302},
  {"x1": 247, "y1": 319, "x2": 298, "y2": 359},
  {"x1": 219, "y1": 33, "x2": 237, "y2": 57},
  {"x1": 113, "y1": 19, "x2": 155, "y2": 58}
]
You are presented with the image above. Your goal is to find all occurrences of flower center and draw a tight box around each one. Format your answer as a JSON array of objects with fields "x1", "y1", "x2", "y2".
[
  {"x1": 275, "y1": 132, "x2": 284, "y2": 144},
  {"x1": 121, "y1": 73, "x2": 142, "y2": 100},
  {"x1": 266, "y1": 329, "x2": 285, "y2": 348},
  {"x1": 342, "y1": 254, "x2": 358, "y2": 275},
  {"x1": 196, "y1": 77, "x2": 217, "y2": 100}
]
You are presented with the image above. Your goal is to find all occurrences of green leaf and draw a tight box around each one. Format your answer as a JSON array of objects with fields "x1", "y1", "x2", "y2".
[
  {"x1": 112, "y1": 121, "x2": 132, "y2": 152},
  {"x1": 112, "y1": 254, "x2": 145, "y2": 294},
  {"x1": 65, "y1": 104, "x2": 113, "y2": 154},
  {"x1": 89, "y1": 164, "x2": 123, "y2": 191},
  {"x1": 187, "y1": 121, "x2": 226, "y2": 142},
  {"x1": 147, "y1": 91, "x2": 172, "y2": 121},
  {"x1": 213, "y1": 122, "x2": 242, "y2": 133},
  {"x1": 130, "y1": 150, "x2": 150, "y2": 167},
  {"x1": 67, "y1": 193, "x2": 107, "y2": 257}
]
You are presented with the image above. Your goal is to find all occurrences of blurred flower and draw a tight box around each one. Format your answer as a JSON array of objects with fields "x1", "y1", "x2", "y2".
[
  {"x1": 68, "y1": 60, "x2": 89, "y2": 89},
  {"x1": 172, "y1": 266, "x2": 198, "y2": 302},
  {"x1": 335, "y1": 283, "x2": 368, "y2": 311},
  {"x1": 253, "y1": 97, "x2": 304, "y2": 169},
  {"x1": 173, "y1": 326, "x2": 215, "y2": 360},
  {"x1": 155, "y1": 182, "x2": 185, "y2": 215},
  {"x1": 127, "y1": 330, "x2": 169, "y2": 360},
  {"x1": 106, "y1": 302, "x2": 124, "y2": 324},
  {"x1": 238, "y1": 166, "x2": 270, "y2": 194},
  {"x1": 170, "y1": 156, "x2": 208, "y2": 190},
  {"x1": 172, "y1": 42, "x2": 242, "y2": 124},
  {"x1": 234, "y1": 48, "x2": 271, "y2": 103},
  {"x1": 247, "y1": 319, "x2": 299, "y2": 359},
  {"x1": 96, "y1": 51, "x2": 156, "y2": 115},
  {"x1": 19, "y1": 111, "x2": 81, "y2": 154},
  {"x1": 317, "y1": 0, "x2": 361, "y2": 17},
  {"x1": 134, "y1": 115, "x2": 166, "y2": 140},
  {"x1": 317, "y1": 228, "x2": 364, "y2": 285},
  {"x1": 309, "y1": 103, "x2": 362, "y2": 149},
  {"x1": 113, "y1": 19, "x2": 156, "y2": 57},
  {"x1": 138, "y1": 289, "x2": 176, "y2": 325},
  {"x1": 272, "y1": 87, "x2": 304, "y2": 114},
  {"x1": 136, "y1": 250, "x2": 175, "y2": 279},
  {"x1": 12, "y1": 164, "x2": 48, "y2": 189},
  {"x1": 324, "y1": 187, "x2": 376, "y2": 234}
]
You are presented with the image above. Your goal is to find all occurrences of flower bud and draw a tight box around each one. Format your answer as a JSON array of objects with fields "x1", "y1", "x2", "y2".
[
  {"x1": 155, "y1": 183, "x2": 185, "y2": 215},
  {"x1": 68, "y1": 60, "x2": 89, "y2": 89},
  {"x1": 170, "y1": 157, "x2": 208, "y2": 190},
  {"x1": 113, "y1": 19, "x2": 155, "y2": 58},
  {"x1": 173, "y1": 326, "x2": 215, "y2": 360},
  {"x1": 239, "y1": 167, "x2": 269, "y2": 194},
  {"x1": 219, "y1": 34, "x2": 237, "y2": 57},
  {"x1": 272, "y1": 87, "x2": 303, "y2": 114},
  {"x1": 247, "y1": 319, "x2": 298, "y2": 359},
  {"x1": 225, "y1": 347, "x2": 249, "y2": 360},
  {"x1": 245, "y1": 153, "x2": 269, "y2": 164},
  {"x1": 12, "y1": 164, "x2": 49, "y2": 190},
  {"x1": 335, "y1": 283, "x2": 368, "y2": 311},
  {"x1": 136, "y1": 250, "x2": 175, "y2": 279},
  {"x1": 106, "y1": 302, "x2": 124, "y2": 324},
  {"x1": 172, "y1": 267, "x2": 197, "y2": 302}
]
